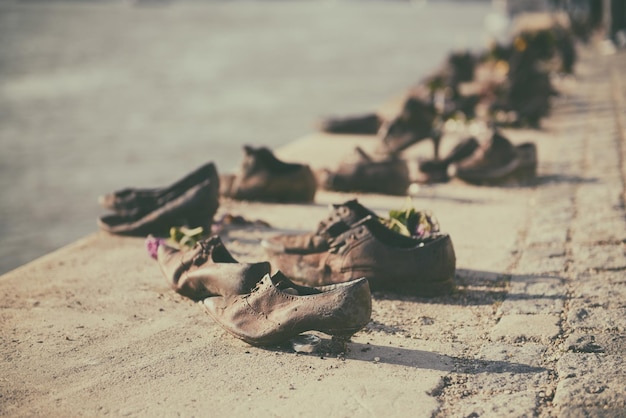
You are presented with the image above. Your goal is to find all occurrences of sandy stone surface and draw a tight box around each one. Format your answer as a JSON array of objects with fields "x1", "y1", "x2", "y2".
[{"x1": 1, "y1": 45, "x2": 626, "y2": 417}]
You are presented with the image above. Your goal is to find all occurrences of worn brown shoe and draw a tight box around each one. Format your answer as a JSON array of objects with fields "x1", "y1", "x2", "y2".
[
  {"x1": 203, "y1": 272, "x2": 372, "y2": 346},
  {"x1": 416, "y1": 137, "x2": 480, "y2": 184},
  {"x1": 157, "y1": 236, "x2": 270, "y2": 300},
  {"x1": 221, "y1": 145, "x2": 317, "y2": 203},
  {"x1": 318, "y1": 113, "x2": 383, "y2": 135},
  {"x1": 98, "y1": 177, "x2": 219, "y2": 237},
  {"x1": 98, "y1": 162, "x2": 218, "y2": 216},
  {"x1": 261, "y1": 199, "x2": 378, "y2": 255},
  {"x1": 265, "y1": 215, "x2": 456, "y2": 297},
  {"x1": 454, "y1": 131, "x2": 520, "y2": 183},
  {"x1": 317, "y1": 147, "x2": 410, "y2": 196},
  {"x1": 454, "y1": 132, "x2": 537, "y2": 184}
]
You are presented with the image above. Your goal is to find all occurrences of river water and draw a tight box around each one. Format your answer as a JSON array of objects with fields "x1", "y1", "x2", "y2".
[{"x1": 0, "y1": 0, "x2": 497, "y2": 274}]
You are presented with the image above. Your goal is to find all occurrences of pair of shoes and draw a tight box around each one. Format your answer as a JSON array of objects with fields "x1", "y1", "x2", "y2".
[
  {"x1": 97, "y1": 162, "x2": 220, "y2": 236},
  {"x1": 156, "y1": 236, "x2": 372, "y2": 347},
  {"x1": 221, "y1": 146, "x2": 317, "y2": 203},
  {"x1": 317, "y1": 147, "x2": 410, "y2": 196},
  {"x1": 416, "y1": 137, "x2": 480, "y2": 183},
  {"x1": 262, "y1": 200, "x2": 457, "y2": 297},
  {"x1": 318, "y1": 113, "x2": 383, "y2": 135},
  {"x1": 453, "y1": 131, "x2": 537, "y2": 184}
]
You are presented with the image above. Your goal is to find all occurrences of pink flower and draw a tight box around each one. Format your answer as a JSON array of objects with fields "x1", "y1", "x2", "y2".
[{"x1": 145, "y1": 235, "x2": 165, "y2": 260}]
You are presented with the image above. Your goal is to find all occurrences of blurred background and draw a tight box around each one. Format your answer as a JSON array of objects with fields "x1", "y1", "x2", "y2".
[{"x1": 0, "y1": 0, "x2": 505, "y2": 274}]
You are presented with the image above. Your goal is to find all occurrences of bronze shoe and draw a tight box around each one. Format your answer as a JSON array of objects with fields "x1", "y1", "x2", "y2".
[
  {"x1": 454, "y1": 132, "x2": 537, "y2": 184},
  {"x1": 98, "y1": 162, "x2": 218, "y2": 216},
  {"x1": 203, "y1": 272, "x2": 372, "y2": 346},
  {"x1": 317, "y1": 147, "x2": 410, "y2": 196},
  {"x1": 318, "y1": 113, "x2": 383, "y2": 135},
  {"x1": 157, "y1": 236, "x2": 270, "y2": 300},
  {"x1": 416, "y1": 137, "x2": 480, "y2": 184},
  {"x1": 265, "y1": 215, "x2": 456, "y2": 297},
  {"x1": 261, "y1": 199, "x2": 377, "y2": 255},
  {"x1": 221, "y1": 145, "x2": 317, "y2": 203},
  {"x1": 98, "y1": 177, "x2": 219, "y2": 237}
]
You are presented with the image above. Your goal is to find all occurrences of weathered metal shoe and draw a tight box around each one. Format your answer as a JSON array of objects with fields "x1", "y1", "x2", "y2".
[
  {"x1": 221, "y1": 145, "x2": 317, "y2": 203},
  {"x1": 318, "y1": 113, "x2": 383, "y2": 135},
  {"x1": 317, "y1": 147, "x2": 410, "y2": 196},
  {"x1": 203, "y1": 272, "x2": 372, "y2": 347},
  {"x1": 98, "y1": 162, "x2": 218, "y2": 216},
  {"x1": 261, "y1": 199, "x2": 377, "y2": 255},
  {"x1": 454, "y1": 132, "x2": 537, "y2": 184},
  {"x1": 157, "y1": 235, "x2": 270, "y2": 301},
  {"x1": 265, "y1": 215, "x2": 456, "y2": 297},
  {"x1": 98, "y1": 178, "x2": 219, "y2": 237},
  {"x1": 454, "y1": 131, "x2": 520, "y2": 183},
  {"x1": 415, "y1": 136, "x2": 480, "y2": 183}
]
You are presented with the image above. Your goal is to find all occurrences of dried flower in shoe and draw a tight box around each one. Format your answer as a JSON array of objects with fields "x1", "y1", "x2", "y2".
[
  {"x1": 169, "y1": 226, "x2": 205, "y2": 250},
  {"x1": 380, "y1": 198, "x2": 440, "y2": 239},
  {"x1": 145, "y1": 235, "x2": 166, "y2": 260}
]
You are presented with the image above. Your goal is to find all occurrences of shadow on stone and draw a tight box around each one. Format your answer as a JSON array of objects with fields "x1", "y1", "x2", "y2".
[
  {"x1": 270, "y1": 339, "x2": 546, "y2": 375},
  {"x1": 533, "y1": 174, "x2": 598, "y2": 185}
]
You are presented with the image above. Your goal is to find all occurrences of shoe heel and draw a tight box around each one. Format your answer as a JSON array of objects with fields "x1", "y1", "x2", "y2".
[
  {"x1": 323, "y1": 327, "x2": 361, "y2": 352},
  {"x1": 431, "y1": 131, "x2": 442, "y2": 160},
  {"x1": 511, "y1": 165, "x2": 537, "y2": 184}
]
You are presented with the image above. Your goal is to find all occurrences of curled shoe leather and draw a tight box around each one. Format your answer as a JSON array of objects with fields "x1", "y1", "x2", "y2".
[
  {"x1": 97, "y1": 178, "x2": 219, "y2": 237},
  {"x1": 261, "y1": 199, "x2": 377, "y2": 254},
  {"x1": 99, "y1": 162, "x2": 218, "y2": 216},
  {"x1": 203, "y1": 272, "x2": 372, "y2": 346},
  {"x1": 266, "y1": 216, "x2": 456, "y2": 297},
  {"x1": 157, "y1": 235, "x2": 270, "y2": 301}
]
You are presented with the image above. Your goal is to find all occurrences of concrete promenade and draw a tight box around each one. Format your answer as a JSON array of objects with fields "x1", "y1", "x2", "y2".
[{"x1": 1, "y1": 46, "x2": 625, "y2": 416}]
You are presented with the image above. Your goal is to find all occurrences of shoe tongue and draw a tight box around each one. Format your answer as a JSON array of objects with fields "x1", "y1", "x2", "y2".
[
  {"x1": 490, "y1": 132, "x2": 514, "y2": 152},
  {"x1": 271, "y1": 272, "x2": 300, "y2": 295}
]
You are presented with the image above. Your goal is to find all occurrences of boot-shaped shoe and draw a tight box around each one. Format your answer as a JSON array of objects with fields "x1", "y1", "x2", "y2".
[
  {"x1": 454, "y1": 131, "x2": 521, "y2": 183},
  {"x1": 318, "y1": 147, "x2": 410, "y2": 196},
  {"x1": 221, "y1": 145, "x2": 317, "y2": 203}
]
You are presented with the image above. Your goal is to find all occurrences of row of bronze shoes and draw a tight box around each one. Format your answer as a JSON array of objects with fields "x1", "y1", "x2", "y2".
[
  {"x1": 97, "y1": 125, "x2": 536, "y2": 238},
  {"x1": 98, "y1": 183, "x2": 456, "y2": 346},
  {"x1": 313, "y1": 20, "x2": 580, "y2": 193},
  {"x1": 96, "y1": 20, "x2": 576, "y2": 235},
  {"x1": 95, "y1": 21, "x2": 575, "y2": 347}
]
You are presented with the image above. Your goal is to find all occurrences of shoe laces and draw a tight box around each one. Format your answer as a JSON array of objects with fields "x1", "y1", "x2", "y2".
[
  {"x1": 316, "y1": 204, "x2": 352, "y2": 237},
  {"x1": 328, "y1": 216, "x2": 372, "y2": 253},
  {"x1": 190, "y1": 238, "x2": 218, "y2": 266}
]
